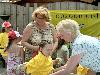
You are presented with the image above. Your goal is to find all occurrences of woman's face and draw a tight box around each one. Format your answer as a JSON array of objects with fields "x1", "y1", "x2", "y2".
[
  {"x1": 57, "y1": 30, "x2": 72, "y2": 43},
  {"x1": 35, "y1": 14, "x2": 46, "y2": 25}
]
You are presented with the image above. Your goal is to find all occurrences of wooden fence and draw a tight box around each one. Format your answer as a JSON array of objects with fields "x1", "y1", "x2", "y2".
[{"x1": 0, "y1": 2, "x2": 100, "y2": 34}]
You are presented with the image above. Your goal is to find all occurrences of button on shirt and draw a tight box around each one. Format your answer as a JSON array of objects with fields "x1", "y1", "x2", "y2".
[{"x1": 72, "y1": 33, "x2": 100, "y2": 72}]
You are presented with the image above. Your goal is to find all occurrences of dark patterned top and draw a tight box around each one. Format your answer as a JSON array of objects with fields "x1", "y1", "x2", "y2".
[
  {"x1": 28, "y1": 22, "x2": 54, "y2": 45},
  {"x1": 72, "y1": 33, "x2": 100, "y2": 72},
  {"x1": 25, "y1": 22, "x2": 54, "y2": 61}
]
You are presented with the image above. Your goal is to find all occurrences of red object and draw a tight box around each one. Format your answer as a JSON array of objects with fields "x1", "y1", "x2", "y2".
[
  {"x1": 8, "y1": 30, "x2": 16, "y2": 40},
  {"x1": 32, "y1": 47, "x2": 41, "y2": 58},
  {"x1": 2, "y1": 21, "x2": 11, "y2": 28},
  {"x1": 32, "y1": 51, "x2": 38, "y2": 58}
]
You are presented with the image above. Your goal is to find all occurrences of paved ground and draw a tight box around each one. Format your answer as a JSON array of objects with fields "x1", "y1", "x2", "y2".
[{"x1": 0, "y1": 68, "x2": 6, "y2": 75}]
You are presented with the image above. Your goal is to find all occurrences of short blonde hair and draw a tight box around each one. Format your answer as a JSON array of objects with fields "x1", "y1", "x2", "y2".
[
  {"x1": 56, "y1": 19, "x2": 80, "y2": 37},
  {"x1": 32, "y1": 6, "x2": 51, "y2": 22}
]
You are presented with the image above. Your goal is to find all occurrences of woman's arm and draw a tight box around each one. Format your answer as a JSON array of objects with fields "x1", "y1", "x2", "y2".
[
  {"x1": 51, "y1": 54, "x2": 82, "y2": 75},
  {"x1": 51, "y1": 69, "x2": 70, "y2": 75},
  {"x1": 21, "y1": 25, "x2": 39, "y2": 51}
]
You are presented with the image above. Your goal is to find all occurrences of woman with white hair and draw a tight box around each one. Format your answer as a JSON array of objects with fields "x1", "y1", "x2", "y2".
[{"x1": 51, "y1": 19, "x2": 100, "y2": 75}]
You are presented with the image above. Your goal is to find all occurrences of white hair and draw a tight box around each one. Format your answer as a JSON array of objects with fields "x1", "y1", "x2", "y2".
[{"x1": 56, "y1": 19, "x2": 80, "y2": 37}]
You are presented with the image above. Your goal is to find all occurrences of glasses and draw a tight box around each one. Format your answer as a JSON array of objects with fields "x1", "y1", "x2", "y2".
[{"x1": 36, "y1": 16, "x2": 44, "y2": 19}]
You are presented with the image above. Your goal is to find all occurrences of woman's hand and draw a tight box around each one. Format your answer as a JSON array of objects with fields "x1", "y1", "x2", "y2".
[{"x1": 33, "y1": 45, "x2": 40, "y2": 51}]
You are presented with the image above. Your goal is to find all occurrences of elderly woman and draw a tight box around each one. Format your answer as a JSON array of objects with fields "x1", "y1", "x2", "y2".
[
  {"x1": 19, "y1": 6, "x2": 58, "y2": 75},
  {"x1": 51, "y1": 19, "x2": 100, "y2": 75}
]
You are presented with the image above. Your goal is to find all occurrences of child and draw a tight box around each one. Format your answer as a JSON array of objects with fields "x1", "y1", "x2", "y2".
[
  {"x1": 17, "y1": 42, "x2": 54, "y2": 75},
  {"x1": 6, "y1": 30, "x2": 24, "y2": 75},
  {"x1": 55, "y1": 38, "x2": 69, "y2": 67},
  {"x1": 0, "y1": 21, "x2": 12, "y2": 67}
]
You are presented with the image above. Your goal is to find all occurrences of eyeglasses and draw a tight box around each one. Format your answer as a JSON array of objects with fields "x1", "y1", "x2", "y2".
[{"x1": 36, "y1": 16, "x2": 44, "y2": 19}]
